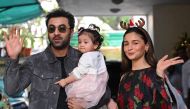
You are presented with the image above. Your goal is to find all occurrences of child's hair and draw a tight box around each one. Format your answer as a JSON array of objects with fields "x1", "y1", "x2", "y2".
[{"x1": 78, "y1": 24, "x2": 104, "y2": 50}]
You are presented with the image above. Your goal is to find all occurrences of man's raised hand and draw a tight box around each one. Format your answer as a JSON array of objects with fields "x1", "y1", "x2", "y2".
[{"x1": 4, "y1": 27, "x2": 24, "y2": 59}]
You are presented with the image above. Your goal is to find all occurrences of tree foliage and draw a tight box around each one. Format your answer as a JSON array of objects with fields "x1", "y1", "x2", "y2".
[{"x1": 99, "y1": 16, "x2": 130, "y2": 30}]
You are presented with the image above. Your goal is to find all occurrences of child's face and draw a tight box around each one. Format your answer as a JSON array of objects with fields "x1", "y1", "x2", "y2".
[{"x1": 78, "y1": 34, "x2": 98, "y2": 53}]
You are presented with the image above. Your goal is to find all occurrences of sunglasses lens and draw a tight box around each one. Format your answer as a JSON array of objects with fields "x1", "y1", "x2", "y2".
[
  {"x1": 48, "y1": 25, "x2": 55, "y2": 33},
  {"x1": 58, "y1": 25, "x2": 67, "y2": 33},
  {"x1": 48, "y1": 25, "x2": 68, "y2": 33}
]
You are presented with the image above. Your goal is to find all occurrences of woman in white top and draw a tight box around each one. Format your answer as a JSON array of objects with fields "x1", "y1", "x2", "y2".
[{"x1": 55, "y1": 24, "x2": 109, "y2": 109}]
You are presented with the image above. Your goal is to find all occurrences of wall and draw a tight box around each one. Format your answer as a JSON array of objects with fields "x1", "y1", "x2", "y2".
[
  {"x1": 153, "y1": 4, "x2": 190, "y2": 58},
  {"x1": 147, "y1": 11, "x2": 154, "y2": 45}
]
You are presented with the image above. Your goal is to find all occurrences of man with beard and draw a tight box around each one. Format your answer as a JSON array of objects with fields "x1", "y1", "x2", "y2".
[{"x1": 3, "y1": 9, "x2": 110, "y2": 109}]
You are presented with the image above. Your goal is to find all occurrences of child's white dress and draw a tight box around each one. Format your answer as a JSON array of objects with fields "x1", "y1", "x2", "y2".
[{"x1": 65, "y1": 51, "x2": 109, "y2": 108}]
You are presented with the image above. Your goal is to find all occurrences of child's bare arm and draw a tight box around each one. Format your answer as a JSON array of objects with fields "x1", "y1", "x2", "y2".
[{"x1": 55, "y1": 75, "x2": 77, "y2": 87}]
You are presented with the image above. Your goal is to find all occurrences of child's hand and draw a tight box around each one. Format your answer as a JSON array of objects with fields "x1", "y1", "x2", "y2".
[
  {"x1": 55, "y1": 79, "x2": 67, "y2": 87},
  {"x1": 107, "y1": 98, "x2": 118, "y2": 109}
]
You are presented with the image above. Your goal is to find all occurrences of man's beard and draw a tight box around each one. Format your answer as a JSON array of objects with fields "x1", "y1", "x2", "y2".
[
  {"x1": 49, "y1": 35, "x2": 70, "y2": 50},
  {"x1": 50, "y1": 40, "x2": 70, "y2": 50}
]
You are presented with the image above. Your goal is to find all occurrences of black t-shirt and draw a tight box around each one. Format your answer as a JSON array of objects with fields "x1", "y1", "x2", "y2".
[{"x1": 56, "y1": 57, "x2": 68, "y2": 109}]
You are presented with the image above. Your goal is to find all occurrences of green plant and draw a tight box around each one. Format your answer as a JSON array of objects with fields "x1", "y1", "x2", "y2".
[
  {"x1": 0, "y1": 30, "x2": 5, "y2": 41},
  {"x1": 172, "y1": 32, "x2": 190, "y2": 61},
  {"x1": 174, "y1": 32, "x2": 190, "y2": 51},
  {"x1": 20, "y1": 28, "x2": 35, "y2": 48}
]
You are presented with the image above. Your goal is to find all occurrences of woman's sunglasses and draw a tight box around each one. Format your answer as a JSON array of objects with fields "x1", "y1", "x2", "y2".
[{"x1": 48, "y1": 24, "x2": 70, "y2": 33}]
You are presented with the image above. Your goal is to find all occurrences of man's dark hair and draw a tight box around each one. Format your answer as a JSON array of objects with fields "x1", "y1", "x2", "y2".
[{"x1": 45, "y1": 8, "x2": 75, "y2": 29}]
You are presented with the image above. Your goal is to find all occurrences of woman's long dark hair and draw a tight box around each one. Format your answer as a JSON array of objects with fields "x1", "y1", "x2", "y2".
[{"x1": 121, "y1": 27, "x2": 157, "y2": 74}]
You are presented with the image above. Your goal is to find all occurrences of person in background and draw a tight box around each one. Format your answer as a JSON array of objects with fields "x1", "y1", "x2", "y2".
[
  {"x1": 117, "y1": 21, "x2": 187, "y2": 109},
  {"x1": 168, "y1": 44, "x2": 189, "y2": 92},
  {"x1": 55, "y1": 24, "x2": 110, "y2": 109},
  {"x1": 182, "y1": 45, "x2": 190, "y2": 108},
  {"x1": 3, "y1": 8, "x2": 110, "y2": 109}
]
